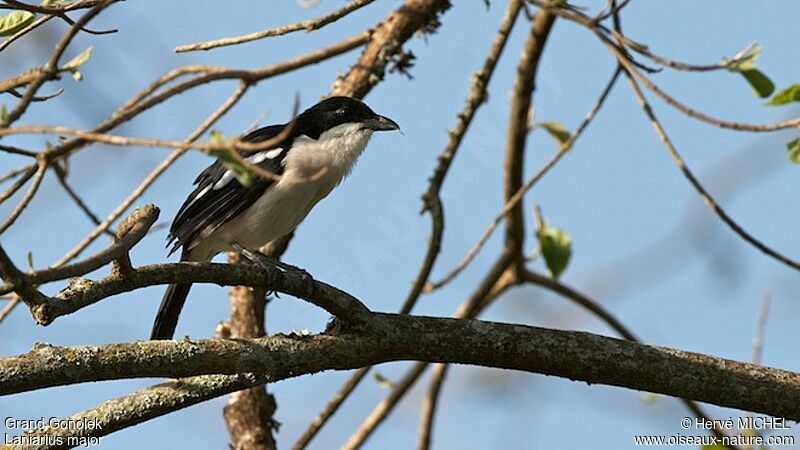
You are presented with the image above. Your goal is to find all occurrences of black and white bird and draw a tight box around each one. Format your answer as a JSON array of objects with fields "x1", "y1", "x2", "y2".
[{"x1": 150, "y1": 96, "x2": 400, "y2": 340}]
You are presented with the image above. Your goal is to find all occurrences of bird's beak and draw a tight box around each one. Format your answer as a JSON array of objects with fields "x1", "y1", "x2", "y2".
[{"x1": 364, "y1": 114, "x2": 400, "y2": 132}]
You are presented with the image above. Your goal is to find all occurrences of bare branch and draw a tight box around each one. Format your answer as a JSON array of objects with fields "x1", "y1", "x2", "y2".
[
  {"x1": 0, "y1": 159, "x2": 47, "y2": 235},
  {"x1": 617, "y1": 55, "x2": 800, "y2": 273},
  {"x1": 6, "y1": 314, "x2": 799, "y2": 429},
  {"x1": 53, "y1": 164, "x2": 114, "y2": 235},
  {"x1": 293, "y1": 4, "x2": 524, "y2": 446},
  {"x1": 427, "y1": 67, "x2": 621, "y2": 292},
  {"x1": 3, "y1": 0, "x2": 116, "y2": 126},
  {"x1": 29, "y1": 260, "x2": 371, "y2": 326},
  {"x1": 418, "y1": 363, "x2": 449, "y2": 450},
  {"x1": 222, "y1": 252, "x2": 277, "y2": 450},
  {"x1": 331, "y1": 0, "x2": 452, "y2": 98},
  {"x1": 0, "y1": 204, "x2": 158, "y2": 296},
  {"x1": 175, "y1": 0, "x2": 377, "y2": 53},
  {"x1": 0, "y1": 14, "x2": 53, "y2": 53},
  {"x1": 51, "y1": 81, "x2": 249, "y2": 267},
  {"x1": 0, "y1": 165, "x2": 35, "y2": 204}
]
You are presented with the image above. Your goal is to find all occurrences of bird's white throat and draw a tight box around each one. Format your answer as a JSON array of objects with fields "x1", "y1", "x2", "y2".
[{"x1": 286, "y1": 122, "x2": 374, "y2": 180}]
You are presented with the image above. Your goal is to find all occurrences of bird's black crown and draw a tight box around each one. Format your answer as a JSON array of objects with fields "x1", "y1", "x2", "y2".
[{"x1": 293, "y1": 96, "x2": 397, "y2": 139}]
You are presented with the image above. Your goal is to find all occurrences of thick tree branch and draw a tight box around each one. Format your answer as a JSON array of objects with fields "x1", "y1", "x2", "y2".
[
  {"x1": 331, "y1": 0, "x2": 451, "y2": 98},
  {"x1": 28, "y1": 261, "x2": 371, "y2": 326},
  {"x1": 4, "y1": 313, "x2": 800, "y2": 420},
  {"x1": 19, "y1": 373, "x2": 269, "y2": 445},
  {"x1": 222, "y1": 252, "x2": 278, "y2": 450},
  {"x1": 503, "y1": 4, "x2": 556, "y2": 272}
]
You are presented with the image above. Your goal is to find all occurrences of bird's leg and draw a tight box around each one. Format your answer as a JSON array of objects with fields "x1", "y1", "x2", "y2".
[
  {"x1": 231, "y1": 243, "x2": 282, "y2": 297},
  {"x1": 232, "y1": 243, "x2": 315, "y2": 298}
]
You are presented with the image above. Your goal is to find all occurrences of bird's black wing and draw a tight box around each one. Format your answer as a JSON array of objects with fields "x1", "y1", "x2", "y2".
[{"x1": 167, "y1": 124, "x2": 290, "y2": 255}]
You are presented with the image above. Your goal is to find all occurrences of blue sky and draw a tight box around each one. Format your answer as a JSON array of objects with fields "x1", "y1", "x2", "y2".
[{"x1": 1, "y1": 1, "x2": 799, "y2": 448}]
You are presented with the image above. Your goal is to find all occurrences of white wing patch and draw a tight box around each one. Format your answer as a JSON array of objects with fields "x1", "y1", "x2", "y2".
[
  {"x1": 213, "y1": 171, "x2": 236, "y2": 190},
  {"x1": 184, "y1": 185, "x2": 212, "y2": 208},
  {"x1": 213, "y1": 148, "x2": 284, "y2": 190},
  {"x1": 247, "y1": 148, "x2": 283, "y2": 164}
]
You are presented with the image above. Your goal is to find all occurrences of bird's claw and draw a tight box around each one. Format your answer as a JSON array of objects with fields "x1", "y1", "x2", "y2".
[{"x1": 232, "y1": 243, "x2": 314, "y2": 298}]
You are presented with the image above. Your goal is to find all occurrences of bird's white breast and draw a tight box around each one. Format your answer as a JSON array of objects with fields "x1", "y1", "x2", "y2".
[{"x1": 191, "y1": 123, "x2": 374, "y2": 260}]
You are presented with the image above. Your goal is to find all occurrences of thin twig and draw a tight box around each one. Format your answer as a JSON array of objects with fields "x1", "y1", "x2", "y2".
[
  {"x1": 3, "y1": 0, "x2": 116, "y2": 126},
  {"x1": 418, "y1": 363, "x2": 449, "y2": 450},
  {"x1": 0, "y1": 164, "x2": 34, "y2": 185},
  {"x1": 175, "y1": 0, "x2": 376, "y2": 52},
  {"x1": 0, "y1": 14, "x2": 53, "y2": 53},
  {"x1": 0, "y1": 165, "x2": 35, "y2": 205},
  {"x1": 0, "y1": 297, "x2": 20, "y2": 323},
  {"x1": 752, "y1": 291, "x2": 772, "y2": 366},
  {"x1": 53, "y1": 164, "x2": 114, "y2": 236},
  {"x1": 51, "y1": 81, "x2": 249, "y2": 267},
  {"x1": 0, "y1": 205, "x2": 158, "y2": 296},
  {"x1": 0, "y1": 144, "x2": 37, "y2": 157},
  {"x1": 0, "y1": 160, "x2": 47, "y2": 235},
  {"x1": 292, "y1": 4, "x2": 525, "y2": 447},
  {"x1": 43, "y1": 32, "x2": 368, "y2": 161},
  {"x1": 530, "y1": 1, "x2": 800, "y2": 132},
  {"x1": 619, "y1": 58, "x2": 800, "y2": 273},
  {"x1": 341, "y1": 255, "x2": 517, "y2": 450},
  {"x1": 426, "y1": 67, "x2": 622, "y2": 292}
]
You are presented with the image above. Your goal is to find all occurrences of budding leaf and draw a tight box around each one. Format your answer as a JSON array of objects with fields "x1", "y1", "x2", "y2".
[
  {"x1": 539, "y1": 121, "x2": 571, "y2": 146},
  {"x1": 0, "y1": 104, "x2": 7, "y2": 125},
  {"x1": 767, "y1": 84, "x2": 800, "y2": 106},
  {"x1": 787, "y1": 138, "x2": 800, "y2": 164},
  {"x1": 62, "y1": 46, "x2": 93, "y2": 71},
  {"x1": 725, "y1": 43, "x2": 762, "y2": 72},
  {"x1": 725, "y1": 44, "x2": 775, "y2": 98},
  {"x1": 209, "y1": 130, "x2": 254, "y2": 187},
  {"x1": 26, "y1": 251, "x2": 34, "y2": 272},
  {"x1": 537, "y1": 226, "x2": 572, "y2": 279}
]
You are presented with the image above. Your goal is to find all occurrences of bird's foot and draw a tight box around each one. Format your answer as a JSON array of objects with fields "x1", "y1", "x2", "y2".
[
  {"x1": 233, "y1": 244, "x2": 283, "y2": 296},
  {"x1": 233, "y1": 243, "x2": 314, "y2": 298}
]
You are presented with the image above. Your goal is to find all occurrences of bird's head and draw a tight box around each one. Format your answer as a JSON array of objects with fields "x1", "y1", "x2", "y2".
[{"x1": 293, "y1": 96, "x2": 400, "y2": 140}]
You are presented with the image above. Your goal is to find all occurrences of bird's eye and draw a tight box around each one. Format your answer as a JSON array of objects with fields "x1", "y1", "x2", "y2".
[{"x1": 335, "y1": 108, "x2": 346, "y2": 115}]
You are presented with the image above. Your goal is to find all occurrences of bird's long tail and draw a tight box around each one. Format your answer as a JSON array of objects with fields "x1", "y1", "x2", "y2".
[
  {"x1": 150, "y1": 282, "x2": 192, "y2": 340},
  {"x1": 151, "y1": 249, "x2": 194, "y2": 340}
]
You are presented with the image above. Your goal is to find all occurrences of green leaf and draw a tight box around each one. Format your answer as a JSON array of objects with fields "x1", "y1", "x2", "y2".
[
  {"x1": 62, "y1": 46, "x2": 93, "y2": 71},
  {"x1": 539, "y1": 121, "x2": 571, "y2": 146},
  {"x1": 740, "y1": 69, "x2": 775, "y2": 98},
  {"x1": 26, "y1": 251, "x2": 34, "y2": 272},
  {"x1": 787, "y1": 138, "x2": 800, "y2": 164},
  {"x1": 767, "y1": 84, "x2": 800, "y2": 106},
  {"x1": 0, "y1": 104, "x2": 7, "y2": 125},
  {"x1": 537, "y1": 226, "x2": 572, "y2": 279},
  {"x1": 0, "y1": 11, "x2": 35, "y2": 36},
  {"x1": 209, "y1": 130, "x2": 254, "y2": 186},
  {"x1": 724, "y1": 44, "x2": 775, "y2": 98}
]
